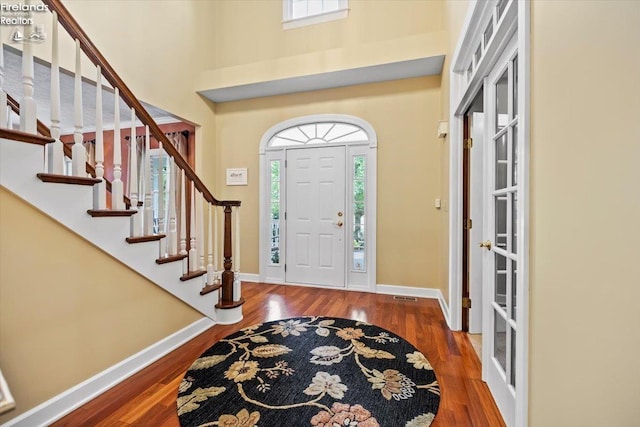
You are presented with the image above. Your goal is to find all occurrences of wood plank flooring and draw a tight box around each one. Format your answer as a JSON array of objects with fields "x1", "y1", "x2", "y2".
[{"x1": 52, "y1": 283, "x2": 505, "y2": 426}]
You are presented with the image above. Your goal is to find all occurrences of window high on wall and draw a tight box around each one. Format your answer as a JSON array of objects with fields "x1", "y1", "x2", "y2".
[{"x1": 283, "y1": 0, "x2": 349, "y2": 30}]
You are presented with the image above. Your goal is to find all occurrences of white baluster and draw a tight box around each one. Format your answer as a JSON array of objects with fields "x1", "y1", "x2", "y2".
[
  {"x1": 167, "y1": 157, "x2": 178, "y2": 255},
  {"x1": 197, "y1": 192, "x2": 205, "y2": 272},
  {"x1": 157, "y1": 145, "x2": 166, "y2": 257},
  {"x1": 47, "y1": 12, "x2": 64, "y2": 174},
  {"x1": 207, "y1": 204, "x2": 214, "y2": 285},
  {"x1": 189, "y1": 182, "x2": 198, "y2": 272},
  {"x1": 235, "y1": 206, "x2": 241, "y2": 273},
  {"x1": 111, "y1": 88, "x2": 124, "y2": 210},
  {"x1": 143, "y1": 126, "x2": 153, "y2": 235},
  {"x1": 129, "y1": 108, "x2": 141, "y2": 236},
  {"x1": 0, "y1": 24, "x2": 8, "y2": 128},
  {"x1": 19, "y1": 2, "x2": 36, "y2": 134},
  {"x1": 233, "y1": 206, "x2": 241, "y2": 301},
  {"x1": 93, "y1": 67, "x2": 106, "y2": 209},
  {"x1": 71, "y1": 40, "x2": 86, "y2": 176},
  {"x1": 213, "y1": 204, "x2": 219, "y2": 282},
  {"x1": 179, "y1": 169, "x2": 188, "y2": 257}
]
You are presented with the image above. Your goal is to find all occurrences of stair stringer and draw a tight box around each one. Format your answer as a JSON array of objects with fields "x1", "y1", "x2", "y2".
[{"x1": 0, "y1": 137, "x2": 217, "y2": 320}]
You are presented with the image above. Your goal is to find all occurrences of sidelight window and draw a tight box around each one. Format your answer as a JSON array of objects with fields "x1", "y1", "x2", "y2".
[
  {"x1": 270, "y1": 160, "x2": 282, "y2": 265},
  {"x1": 352, "y1": 155, "x2": 366, "y2": 271}
]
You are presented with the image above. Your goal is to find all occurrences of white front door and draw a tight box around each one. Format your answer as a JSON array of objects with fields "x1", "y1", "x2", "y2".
[
  {"x1": 285, "y1": 146, "x2": 346, "y2": 286},
  {"x1": 482, "y1": 36, "x2": 519, "y2": 426}
]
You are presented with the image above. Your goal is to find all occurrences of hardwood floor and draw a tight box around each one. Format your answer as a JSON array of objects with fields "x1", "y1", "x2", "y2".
[{"x1": 52, "y1": 283, "x2": 505, "y2": 427}]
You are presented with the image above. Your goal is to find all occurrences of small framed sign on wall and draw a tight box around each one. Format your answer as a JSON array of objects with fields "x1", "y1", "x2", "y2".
[{"x1": 226, "y1": 168, "x2": 248, "y2": 186}]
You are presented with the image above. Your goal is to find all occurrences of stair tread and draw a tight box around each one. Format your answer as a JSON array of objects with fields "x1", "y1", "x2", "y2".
[
  {"x1": 38, "y1": 173, "x2": 101, "y2": 186},
  {"x1": 156, "y1": 254, "x2": 187, "y2": 264},
  {"x1": 87, "y1": 209, "x2": 137, "y2": 217},
  {"x1": 0, "y1": 128, "x2": 54, "y2": 145},
  {"x1": 200, "y1": 282, "x2": 221, "y2": 296},
  {"x1": 180, "y1": 270, "x2": 207, "y2": 282},
  {"x1": 126, "y1": 234, "x2": 166, "y2": 244}
]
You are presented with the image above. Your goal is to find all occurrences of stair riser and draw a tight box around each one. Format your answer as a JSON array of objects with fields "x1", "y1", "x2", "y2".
[
  {"x1": 1, "y1": 139, "x2": 47, "y2": 190},
  {"x1": 0, "y1": 138, "x2": 218, "y2": 319}
]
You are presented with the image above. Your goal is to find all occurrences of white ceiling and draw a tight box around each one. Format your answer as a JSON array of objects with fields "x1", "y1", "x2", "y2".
[
  {"x1": 2, "y1": 45, "x2": 177, "y2": 134},
  {"x1": 198, "y1": 55, "x2": 445, "y2": 103}
]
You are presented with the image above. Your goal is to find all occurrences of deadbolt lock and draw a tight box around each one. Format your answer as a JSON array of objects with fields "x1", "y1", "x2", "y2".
[{"x1": 337, "y1": 212, "x2": 343, "y2": 217}]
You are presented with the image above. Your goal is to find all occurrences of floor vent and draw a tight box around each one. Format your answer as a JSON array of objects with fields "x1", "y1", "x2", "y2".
[{"x1": 393, "y1": 295, "x2": 418, "y2": 302}]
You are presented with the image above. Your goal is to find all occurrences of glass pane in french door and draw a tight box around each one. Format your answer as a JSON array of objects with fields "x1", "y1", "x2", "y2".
[
  {"x1": 495, "y1": 133, "x2": 508, "y2": 190},
  {"x1": 495, "y1": 195, "x2": 507, "y2": 249},
  {"x1": 509, "y1": 326, "x2": 516, "y2": 386},
  {"x1": 512, "y1": 124, "x2": 518, "y2": 186},
  {"x1": 510, "y1": 259, "x2": 517, "y2": 321},
  {"x1": 495, "y1": 69, "x2": 508, "y2": 131},
  {"x1": 495, "y1": 252, "x2": 507, "y2": 307},
  {"x1": 494, "y1": 310, "x2": 507, "y2": 372},
  {"x1": 511, "y1": 192, "x2": 517, "y2": 253}
]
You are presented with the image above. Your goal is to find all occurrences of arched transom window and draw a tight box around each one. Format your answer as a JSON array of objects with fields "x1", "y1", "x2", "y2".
[{"x1": 269, "y1": 122, "x2": 369, "y2": 148}]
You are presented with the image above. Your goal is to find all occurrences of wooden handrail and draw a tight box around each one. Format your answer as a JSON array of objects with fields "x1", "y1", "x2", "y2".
[
  {"x1": 42, "y1": 0, "x2": 240, "y2": 208},
  {"x1": 5, "y1": 93, "x2": 130, "y2": 207}
]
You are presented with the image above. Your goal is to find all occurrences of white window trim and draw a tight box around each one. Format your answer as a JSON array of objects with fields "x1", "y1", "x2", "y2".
[{"x1": 282, "y1": 0, "x2": 349, "y2": 30}]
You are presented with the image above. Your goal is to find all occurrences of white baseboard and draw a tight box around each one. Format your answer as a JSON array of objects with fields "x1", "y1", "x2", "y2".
[
  {"x1": 1, "y1": 318, "x2": 215, "y2": 427},
  {"x1": 237, "y1": 272, "x2": 260, "y2": 283},
  {"x1": 376, "y1": 284, "x2": 442, "y2": 299},
  {"x1": 438, "y1": 292, "x2": 451, "y2": 327},
  {"x1": 376, "y1": 284, "x2": 450, "y2": 324}
]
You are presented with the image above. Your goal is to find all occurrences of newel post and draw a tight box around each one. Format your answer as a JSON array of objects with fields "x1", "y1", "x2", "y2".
[{"x1": 220, "y1": 204, "x2": 234, "y2": 306}]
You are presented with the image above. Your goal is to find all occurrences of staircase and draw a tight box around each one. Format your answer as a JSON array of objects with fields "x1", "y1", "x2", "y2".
[{"x1": 0, "y1": 0, "x2": 244, "y2": 324}]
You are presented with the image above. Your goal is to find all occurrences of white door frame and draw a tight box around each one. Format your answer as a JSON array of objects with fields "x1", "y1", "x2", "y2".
[
  {"x1": 468, "y1": 111, "x2": 485, "y2": 334},
  {"x1": 259, "y1": 114, "x2": 377, "y2": 292},
  {"x1": 448, "y1": 1, "x2": 529, "y2": 426}
]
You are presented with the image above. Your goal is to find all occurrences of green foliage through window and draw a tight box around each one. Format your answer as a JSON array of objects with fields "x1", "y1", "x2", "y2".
[
  {"x1": 353, "y1": 156, "x2": 366, "y2": 271},
  {"x1": 270, "y1": 161, "x2": 281, "y2": 264}
]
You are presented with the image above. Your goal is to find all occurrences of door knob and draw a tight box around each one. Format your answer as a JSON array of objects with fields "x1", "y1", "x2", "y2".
[
  {"x1": 337, "y1": 221, "x2": 344, "y2": 227},
  {"x1": 479, "y1": 241, "x2": 492, "y2": 250}
]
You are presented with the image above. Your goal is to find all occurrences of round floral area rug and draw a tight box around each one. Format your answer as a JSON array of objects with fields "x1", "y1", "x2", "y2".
[{"x1": 177, "y1": 317, "x2": 440, "y2": 426}]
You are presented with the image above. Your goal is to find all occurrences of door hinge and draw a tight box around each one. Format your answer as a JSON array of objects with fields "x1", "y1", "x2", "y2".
[
  {"x1": 462, "y1": 297, "x2": 472, "y2": 309},
  {"x1": 464, "y1": 218, "x2": 473, "y2": 230},
  {"x1": 284, "y1": 264, "x2": 287, "y2": 272},
  {"x1": 285, "y1": 160, "x2": 288, "y2": 168},
  {"x1": 284, "y1": 212, "x2": 287, "y2": 220},
  {"x1": 464, "y1": 138, "x2": 473, "y2": 149}
]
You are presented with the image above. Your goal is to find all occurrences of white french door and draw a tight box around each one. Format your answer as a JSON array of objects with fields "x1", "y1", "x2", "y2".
[
  {"x1": 285, "y1": 146, "x2": 346, "y2": 287},
  {"x1": 482, "y1": 36, "x2": 519, "y2": 426}
]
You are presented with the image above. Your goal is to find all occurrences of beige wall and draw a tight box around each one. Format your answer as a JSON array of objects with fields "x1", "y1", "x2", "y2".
[
  {"x1": 212, "y1": 0, "x2": 444, "y2": 69},
  {"x1": 199, "y1": 0, "x2": 446, "y2": 92},
  {"x1": 0, "y1": 188, "x2": 202, "y2": 423},
  {"x1": 529, "y1": 2, "x2": 640, "y2": 425},
  {"x1": 214, "y1": 76, "x2": 445, "y2": 289},
  {"x1": 61, "y1": 0, "x2": 218, "y2": 187}
]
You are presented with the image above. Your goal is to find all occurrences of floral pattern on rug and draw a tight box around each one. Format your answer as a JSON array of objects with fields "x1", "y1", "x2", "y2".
[{"x1": 177, "y1": 317, "x2": 440, "y2": 426}]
